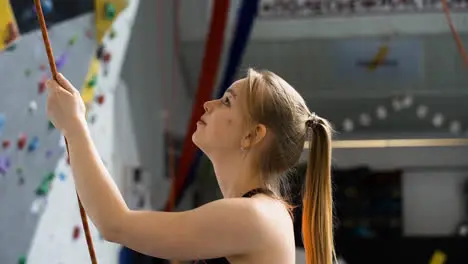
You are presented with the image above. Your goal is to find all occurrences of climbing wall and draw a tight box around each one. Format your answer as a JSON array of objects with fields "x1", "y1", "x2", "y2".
[{"x1": 0, "y1": 0, "x2": 139, "y2": 263}]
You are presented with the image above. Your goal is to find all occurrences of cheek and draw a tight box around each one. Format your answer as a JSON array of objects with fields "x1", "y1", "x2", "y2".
[{"x1": 210, "y1": 115, "x2": 242, "y2": 140}]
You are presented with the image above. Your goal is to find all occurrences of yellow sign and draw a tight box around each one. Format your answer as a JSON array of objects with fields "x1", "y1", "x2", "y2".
[
  {"x1": 0, "y1": 0, "x2": 20, "y2": 51},
  {"x1": 95, "y1": 0, "x2": 128, "y2": 44}
]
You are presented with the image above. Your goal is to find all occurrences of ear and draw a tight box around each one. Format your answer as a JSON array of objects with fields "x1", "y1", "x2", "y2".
[{"x1": 241, "y1": 124, "x2": 267, "y2": 150}]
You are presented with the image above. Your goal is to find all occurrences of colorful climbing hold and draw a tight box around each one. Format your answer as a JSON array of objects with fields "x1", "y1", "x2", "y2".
[
  {"x1": 17, "y1": 255, "x2": 26, "y2": 264},
  {"x1": 2, "y1": 140, "x2": 10, "y2": 149},
  {"x1": 72, "y1": 225, "x2": 81, "y2": 240},
  {"x1": 0, "y1": 113, "x2": 5, "y2": 134},
  {"x1": 68, "y1": 34, "x2": 78, "y2": 46},
  {"x1": 429, "y1": 250, "x2": 447, "y2": 264},
  {"x1": 18, "y1": 176, "x2": 25, "y2": 185},
  {"x1": 96, "y1": 44, "x2": 105, "y2": 59},
  {"x1": 96, "y1": 94, "x2": 105, "y2": 105},
  {"x1": 25, "y1": 69, "x2": 31, "y2": 77},
  {"x1": 89, "y1": 115, "x2": 97, "y2": 124},
  {"x1": 109, "y1": 29, "x2": 116, "y2": 39},
  {"x1": 28, "y1": 101, "x2": 38, "y2": 113},
  {"x1": 16, "y1": 167, "x2": 23, "y2": 175},
  {"x1": 0, "y1": 156, "x2": 11, "y2": 175},
  {"x1": 87, "y1": 75, "x2": 97, "y2": 87},
  {"x1": 38, "y1": 79, "x2": 46, "y2": 94},
  {"x1": 30, "y1": 197, "x2": 47, "y2": 215},
  {"x1": 28, "y1": 136, "x2": 40, "y2": 152},
  {"x1": 5, "y1": 22, "x2": 19, "y2": 46},
  {"x1": 59, "y1": 172, "x2": 66, "y2": 181},
  {"x1": 48, "y1": 120, "x2": 55, "y2": 130},
  {"x1": 17, "y1": 134, "x2": 27, "y2": 150},
  {"x1": 55, "y1": 52, "x2": 69, "y2": 70},
  {"x1": 104, "y1": 2, "x2": 116, "y2": 20},
  {"x1": 35, "y1": 172, "x2": 55, "y2": 196},
  {"x1": 40, "y1": 0, "x2": 54, "y2": 15},
  {"x1": 40, "y1": 64, "x2": 47, "y2": 71},
  {"x1": 103, "y1": 52, "x2": 112, "y2": 63},
  {"x1": 6, "y1": 43, "x2": 17, "y2": 51}
]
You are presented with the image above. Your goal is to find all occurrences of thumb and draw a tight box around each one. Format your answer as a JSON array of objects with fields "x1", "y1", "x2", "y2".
[{"x1": 57, "y1": 73, "x2": 77, "y2": 93}]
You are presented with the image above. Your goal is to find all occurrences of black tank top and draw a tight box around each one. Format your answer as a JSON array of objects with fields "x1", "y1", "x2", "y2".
[{"x1": 194, "y1": 188, "x2": 273, "y2": 264}]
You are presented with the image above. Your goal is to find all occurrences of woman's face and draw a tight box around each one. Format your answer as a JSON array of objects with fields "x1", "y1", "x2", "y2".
[{"x1": 192, "y1": 78, "x2": 248, "y2": 158}]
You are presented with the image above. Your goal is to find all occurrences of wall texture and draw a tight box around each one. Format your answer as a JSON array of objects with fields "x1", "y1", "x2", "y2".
[
  {"x1": 0, "y1": 14, "x2": 94, "y2": 264},
  {"x1": 0, "y1": 0, "x2": 139, "y2": 263}
]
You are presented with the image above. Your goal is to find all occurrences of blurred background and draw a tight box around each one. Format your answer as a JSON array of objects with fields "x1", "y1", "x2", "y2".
[{"x1": 1, "y1": 0, "x2": 468, "y2": 263}]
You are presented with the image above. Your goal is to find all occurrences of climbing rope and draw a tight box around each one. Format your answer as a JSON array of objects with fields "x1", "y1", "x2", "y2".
[{"x1": 33, "y1": 0, "x2": 98, "y2": 263}]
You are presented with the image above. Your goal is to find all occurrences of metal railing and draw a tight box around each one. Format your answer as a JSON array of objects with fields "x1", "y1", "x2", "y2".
[{"x1": 259, "y1": 0, "x2": 468, "y2": 18}]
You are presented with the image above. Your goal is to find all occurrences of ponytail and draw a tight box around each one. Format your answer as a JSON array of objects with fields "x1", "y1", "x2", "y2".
[{"x1": 302, "y1": 118, "x2": 335, "y2": 264}]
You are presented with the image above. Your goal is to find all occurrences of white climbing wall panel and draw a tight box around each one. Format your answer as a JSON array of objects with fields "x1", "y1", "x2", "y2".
[{"x1": 0, "y1": 0, "x2": 139, "y2": 263}]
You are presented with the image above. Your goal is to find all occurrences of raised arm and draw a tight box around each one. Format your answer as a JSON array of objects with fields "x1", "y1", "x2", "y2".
[
  {"x1": 46, "y1": 74, "x2": 269, "y2": 260},
  {"x1": 113, "y1": 198, "x2": 268, "y2": 260},
  {"x1": 60, "y1": 113, "x2": 268, "y2": 260}
]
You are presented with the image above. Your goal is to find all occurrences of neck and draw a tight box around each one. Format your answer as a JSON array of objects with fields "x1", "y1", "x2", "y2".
[{"x1": 211, "y1": 153, "x2": 265, "y2": 198}]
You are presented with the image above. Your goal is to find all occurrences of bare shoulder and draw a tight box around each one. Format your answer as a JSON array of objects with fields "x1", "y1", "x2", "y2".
[
  {"x1": 115, "y1": 193, "x2": 295, "y2": 260},
  {"x1": 192, "y1": 195, "x2": 295, "y2": 243}
]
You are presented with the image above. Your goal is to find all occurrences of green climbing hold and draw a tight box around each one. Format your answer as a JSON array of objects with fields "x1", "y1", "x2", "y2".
[
  {"x1": 16, "y1": 167, "x2": 23, "y2": 175},
  {"x1": 87, "y1": 75, "x2": 97, "y2": 87},
  {"x1": 25, "y1": 69, "x2": 31, "y2": 77},
  {"x1": 18, "y1": 255, "x2": 26, "y2": 264},
  {"x1": 104, "y1": 3, "x2": 116, "y2": 20},
  {"x1": 68, "y1": 34, "x2": 78, "y2": 46},
  {"x1": 109, "y1": 29, "x2": 116, "y2": 39},
  {"x1": 48, "y1": 121, "x2": 55, "y2": 130},
  {"x1": 35, "y1": 172, "x2": 55, "y2": 196},
  {"x1": 6, "y1": 43, "x2": 16, "y2": 51}
]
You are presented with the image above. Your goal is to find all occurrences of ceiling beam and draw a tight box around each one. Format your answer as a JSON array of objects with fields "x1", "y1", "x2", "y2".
[{"x1": 305, "y1": 138, "x2": 468, "y2": 149}]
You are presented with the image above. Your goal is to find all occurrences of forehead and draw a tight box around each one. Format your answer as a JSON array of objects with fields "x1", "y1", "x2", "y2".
[{"x1": 228, "y1": 78, "x2": 247, "y2": 94}]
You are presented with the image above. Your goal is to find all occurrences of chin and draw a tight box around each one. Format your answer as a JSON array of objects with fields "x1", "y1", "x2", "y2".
[
  {"x1": 192, "y1": 130, "x2": 211, "y2": 157},
  {"x1": 192, "y1": 129, "x2": 204, "y2": 149}
]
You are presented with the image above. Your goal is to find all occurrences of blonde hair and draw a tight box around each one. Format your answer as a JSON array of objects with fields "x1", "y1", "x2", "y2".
[{"x1": 243, "y1": 68, "x2": 335, "y2": 264}]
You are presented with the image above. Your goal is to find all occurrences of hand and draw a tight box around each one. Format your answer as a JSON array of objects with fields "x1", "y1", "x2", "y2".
[{"x1": 46, "y1": 73, "x2": 87, "y2": 138}]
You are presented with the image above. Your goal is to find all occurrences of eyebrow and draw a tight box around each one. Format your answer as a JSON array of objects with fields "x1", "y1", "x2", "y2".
[{"x1": 226, "y1": 88, "x2": 237, "y2": 97}]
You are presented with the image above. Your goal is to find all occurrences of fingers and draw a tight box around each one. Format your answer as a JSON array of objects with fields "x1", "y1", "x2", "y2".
[
  {"x1": 46, "y1": 73, "x2": 76, "y2": 95},
  {"x1": 45, "y1": 79, "x2": 62, "y2": 92},
  {"x1": 57, "y1": 73, "x2": 77, "y2": 94}
]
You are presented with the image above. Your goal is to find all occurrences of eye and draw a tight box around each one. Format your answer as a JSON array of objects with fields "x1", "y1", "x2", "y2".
[{"x1": 221, "y1": 96, "x2": 231, "y2": 106}]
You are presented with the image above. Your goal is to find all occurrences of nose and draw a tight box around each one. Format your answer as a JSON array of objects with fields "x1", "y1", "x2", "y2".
[{"x1": 203, "y1": 100, "x2": 214, "y2": 113}]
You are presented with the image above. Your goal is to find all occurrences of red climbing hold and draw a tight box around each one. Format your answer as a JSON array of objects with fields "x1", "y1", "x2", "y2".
[
  {"x1": 103, "y1": 52, "x2": 112, "y2": 63},
  {"x1": 17, "y1": 134, "x2": 27, "y2": 150},
  {"x1": 96, "y1": 95, "x2": 105, "y2": 105},
  {"x1": 72, "y1": 225, "x2": 80, "y2": 240},
  {"x1": 2, "y1": 140, "x2": 10, "y2": 149},
  {"x1": 40, "y1": 64, "x2": 47, "y2": 71},
  {"x1": 38, "y1": 80, "x2": 46, "y2": 94}
]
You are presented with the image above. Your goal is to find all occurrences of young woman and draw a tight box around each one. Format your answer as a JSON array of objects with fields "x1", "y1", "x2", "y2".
[{"x1": 46, "y1": 68, "x2": 335, "y2": 264}]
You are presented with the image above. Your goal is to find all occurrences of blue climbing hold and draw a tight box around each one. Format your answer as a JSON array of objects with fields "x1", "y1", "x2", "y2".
[
  {"x1": 28, "y1": 136, "x2": 40, "y2": 152},
  {"x1": 59, "y1": 172, "x2": 66, "y2": 181},
  {"x1": 40, "y1": 0, "x2": 54, "y2": 15},
  {"x1": 0, "y1": 113, "x2": 5, "y2": 135}
]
